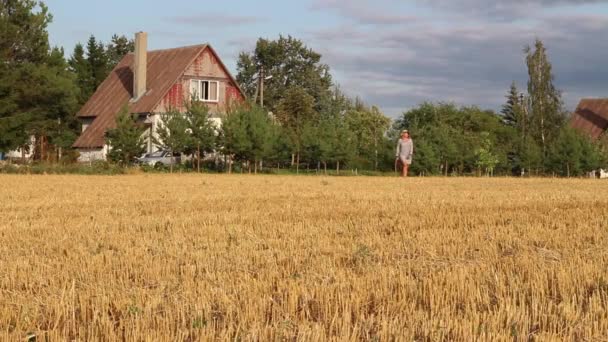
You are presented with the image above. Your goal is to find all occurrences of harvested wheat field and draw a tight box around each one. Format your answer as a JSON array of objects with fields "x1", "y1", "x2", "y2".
[{"x1": 1, "y1": 175, "x2": 607, "y2": 341}]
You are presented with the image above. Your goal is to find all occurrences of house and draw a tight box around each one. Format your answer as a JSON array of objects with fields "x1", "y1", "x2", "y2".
[
  {"x1": 72, "y1": 32, "x2": 245, "y2": 162},
  {"x1": 570, "y1": 98, "x2": 608, "y2": 140},
  {"x1": 571, "y1": 99, "x2": 608, "y2": 179}
]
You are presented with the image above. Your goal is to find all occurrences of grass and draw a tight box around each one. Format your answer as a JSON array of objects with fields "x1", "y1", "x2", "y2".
[{"x1": 0, "y1": 175, "x2": 607, "y2": 340}]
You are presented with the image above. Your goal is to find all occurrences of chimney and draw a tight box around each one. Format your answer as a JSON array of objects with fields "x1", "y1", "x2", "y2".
[{"x1": 133, "y1": 31, "x2": 147, "y2": 101}]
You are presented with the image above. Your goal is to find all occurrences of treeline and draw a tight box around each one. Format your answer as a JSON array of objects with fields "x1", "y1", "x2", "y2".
[
  {"x1": 1, "y1": 1, "x2": 607, "y2": 176},
  {"x1": 392, "y1": 40, "x2": 607, "y2": 177},
  {"x1": 0, "y1": 0, "x2": 133, "y2": 160}
]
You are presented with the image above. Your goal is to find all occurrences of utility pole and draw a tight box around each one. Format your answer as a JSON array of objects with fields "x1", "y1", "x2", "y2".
[{"x1": 260, "y1": 65, "x2": 265, "y2": 107}]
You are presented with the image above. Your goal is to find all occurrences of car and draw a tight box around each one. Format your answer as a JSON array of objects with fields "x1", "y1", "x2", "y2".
[{"x1": 136, "y1": 151, "x2": 181, "y2": 167}]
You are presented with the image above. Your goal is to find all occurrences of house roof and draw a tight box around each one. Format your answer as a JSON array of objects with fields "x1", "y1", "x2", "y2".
[
  {"x1": 73, "y1": 44, "x2": 244, "y2": 148},
  {"x1": 570, "y1": 98, "x2": 608, "y2": 140}
]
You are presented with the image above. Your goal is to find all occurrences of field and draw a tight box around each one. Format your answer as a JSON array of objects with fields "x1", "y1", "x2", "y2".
[{"x1": 1, "y1": 175, "x2": 607, "y2": 341}]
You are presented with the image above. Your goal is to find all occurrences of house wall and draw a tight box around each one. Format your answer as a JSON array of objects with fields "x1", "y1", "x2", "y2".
[
  {"x1": 148, "y1": 47, "x2": 243, "y2": 154},
  {"x1": 77, "y1": 146, "x2": 108, "y2": 163},
  {"x1": 154, "y1": 48, "x2": 243, "y2": 115}
]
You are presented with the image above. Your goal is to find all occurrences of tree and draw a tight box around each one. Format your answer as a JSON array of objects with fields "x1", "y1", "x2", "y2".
[
  {"x1": 0, "y1": 0, "x2": 51, "y2": 65},
  {"x1": 501, "y1": 82, "x2": 522, "y2": 127},
  {"x1": 475, "y1": 132, "x2": 499, "y2": 176},
  {"x1": 185, "y1": 101, "x2": 216, "y2": 172},
  {"x1": 276, "y1": 86, "x2": 317, "y2": 172},
  {"x1": 0, "y1": 1, "x2": 78, "y2": 160},
  {"x1": 344, "y1": 106, "x2": 391, "y2": 171},
  {"x1": 106, "y1": 34, "x2": 134, "y2": 70},
  {"x1": 220, "y1": 104, "x2": 278, "y2": 173},
  {"x1": 220, "y1": 106, "x2": 251, "y2": 173},
  {"x1": 525, "y1": 39, "x2": 565, "y2": 163},
  {"x1": 85, "y1": 35, "x2": 109, "y2": 93},
  {"x1": 236, "y1": 35, "x2": 333, "y2": 112},
  {"x1": 106, "y1": 105, "x2": 146, "y2": 165},
  {"x1": 68, "y1": 43, "x2": 92, "y2": 105},
  {"x1": 154, "y1": 110, "x2": 191, "y2": 172}
]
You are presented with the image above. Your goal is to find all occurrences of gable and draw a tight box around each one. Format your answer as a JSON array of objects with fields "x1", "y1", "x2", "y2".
[{"x1": 154, "y1": 47, "x2": 245, "y2": 113}]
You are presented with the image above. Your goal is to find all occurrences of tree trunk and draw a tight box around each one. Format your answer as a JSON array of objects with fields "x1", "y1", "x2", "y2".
[
  {"x1": 228, "y1": 157, "x2": 232, "y2": 174},
  {"x1": 296, "y1": 153, "x2": 300, "y2": 174},
  {"x1": 337, "y1": 161, "x2": 340, "y2": 175},
  {"x1": 197, "y1": 144, "x2": 201, "y2": 173},
  {"x1": 254, "y1": 159, "x2": 258, "y2": 174},
  {"x1": 324, "y1": 161, "x2": 327, "y2": 175},
  {"x1": 291, "y1": 153, "x2": 295, "y2": 166}
]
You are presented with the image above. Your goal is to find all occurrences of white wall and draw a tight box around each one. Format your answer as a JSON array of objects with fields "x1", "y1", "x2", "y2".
[{"x1": 77, "y1": 146, "x2": 108, "y2": 163}]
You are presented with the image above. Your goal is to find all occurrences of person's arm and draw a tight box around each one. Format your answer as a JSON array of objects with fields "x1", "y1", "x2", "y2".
[
  {"x1": 395, "y1": 140, "x2": 400, "y2": 158},
  {"x1": 409, "y1": 140, "x2": 414, "y2": 159}
]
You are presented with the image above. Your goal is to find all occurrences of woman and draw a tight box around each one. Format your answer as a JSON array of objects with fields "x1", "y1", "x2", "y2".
[{"x1": 396, "y1": 130, "x2": 414, "y2": 177}]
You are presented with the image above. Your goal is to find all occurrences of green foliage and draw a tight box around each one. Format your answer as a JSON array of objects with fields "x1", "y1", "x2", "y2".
[
  {"x1": 154, "y1": 110, "x2": 191, "y2": 167},
  {"x1": 394, "y1": 103, "x2": 513, "y2": 176},
  {"x1": 220, "y1": 104, "x2": 278, "y2": 172},
  {"x1": 236, "y1": 35, "x2": 332, "y2": 112},
  {"x1": 68, "y1": 33, "x2": 133, "y2": 105},
  {"x1": 0, "y1": 0, "x2": 51, "y2": 65},
  {"x1": 475, "y1": 132, "x2": 499, "y2": 176},
  {"x1": 547, "y1": 127, "x2": 604, "y2": 177},
  {"x1": 501, "y1": 82, "x2": 523, "y2": 127},
  {"x1": 525, "y1": 39, "x2": 566, "y2": 161},
  {"x1": 184, "y1": 101, "x2": 217, "y2": 171},
  {"x1": 344, "y1": 106, "x2": 391, "y2": 170},
  {"x1": 106, "y1": 106, "x2": 146, "y2": 165},
  {"x1": 276, "y1": 87, "x2": 318, "y2": 162},
  {"x1": 106, "y1": 34, "x2": 134, "y2": 69},
  {"x1": 0, "y1": 2, "x2": 78, "y2": 157},
  {"x1": 0, "y1": 161, "x2": 126, "y2": 175}
]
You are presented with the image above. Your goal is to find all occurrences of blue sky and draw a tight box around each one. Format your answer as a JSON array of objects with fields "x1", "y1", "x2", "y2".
[{"x1": 47, "y1": 0, "x2": 608, "y2": 117}]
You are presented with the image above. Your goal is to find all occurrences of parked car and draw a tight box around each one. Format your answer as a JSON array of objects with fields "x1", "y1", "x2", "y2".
[{"x1": 136, "y1": 151, "x2": 181, "y2": 167}]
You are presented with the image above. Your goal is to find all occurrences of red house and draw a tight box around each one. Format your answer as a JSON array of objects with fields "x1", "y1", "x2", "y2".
[{"x1": 73, "y1": 32, "x2": 245, "y2": 162}]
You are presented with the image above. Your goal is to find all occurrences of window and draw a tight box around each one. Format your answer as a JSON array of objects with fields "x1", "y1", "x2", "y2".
[{"x1": 190, "y1": 80, "x2": 219, "y2": 102}]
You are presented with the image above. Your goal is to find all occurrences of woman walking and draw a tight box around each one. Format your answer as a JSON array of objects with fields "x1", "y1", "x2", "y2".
[{"x1": 396, "y1": 130, "x2": 414, "y2": 177}]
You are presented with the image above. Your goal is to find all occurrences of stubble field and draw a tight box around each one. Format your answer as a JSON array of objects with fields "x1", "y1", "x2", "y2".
[{"x1": 1, "y1": 175, "x2": 607, "y2": 341}]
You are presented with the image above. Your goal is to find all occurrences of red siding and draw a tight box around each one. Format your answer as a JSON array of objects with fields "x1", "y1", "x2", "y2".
[{"x1": 162, "y1": 83, "x2": 185, "y2": 110}]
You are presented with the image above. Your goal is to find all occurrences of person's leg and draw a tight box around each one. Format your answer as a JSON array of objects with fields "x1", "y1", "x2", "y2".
[{"x1": 403, "y1": 163, "x2": 409, "y2": 177}]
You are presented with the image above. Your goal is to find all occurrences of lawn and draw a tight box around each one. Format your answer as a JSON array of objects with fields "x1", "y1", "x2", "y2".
[{"x1": 1, "y1": 175, "x2": 607, "y2": 340}]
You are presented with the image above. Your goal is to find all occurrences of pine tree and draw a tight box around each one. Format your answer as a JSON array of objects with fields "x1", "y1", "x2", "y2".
[
  {"x1": 185, "y1": 101, "x2": 216, "y2": 172},
  {"x1": 106, "y1": 34, "x2": 134, "y2": 70},
  {"x1": 501, "y1": 82, "x2": 521, "y2": 127},
  {"x1": 68, "y1": 43, "x2": 92, "y2": 105},
  {"x1": 85, "y1": 35, "x2": 108, "y2": 93},
  {"x1": 106, "y1": 105, "x2": 146, "y2": 165},
  {"x1": 154, "y1": 110, "x2": 191, "y2": 172},
  {"x1": 0, "y1": 1, "x2": 78, "y2": 160},
  {"x1": 220, "y1": 106, "x2": 252, "y2": 173}
]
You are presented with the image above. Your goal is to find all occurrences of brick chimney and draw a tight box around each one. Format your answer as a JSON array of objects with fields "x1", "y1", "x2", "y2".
[{"x1": 133, "y1": 31, "x2": 147, "y2": 101}]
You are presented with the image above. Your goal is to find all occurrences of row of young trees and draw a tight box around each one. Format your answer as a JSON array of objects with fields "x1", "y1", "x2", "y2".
[{"x1": 106, "y1": 97, "x2": 394, "y2": 175}]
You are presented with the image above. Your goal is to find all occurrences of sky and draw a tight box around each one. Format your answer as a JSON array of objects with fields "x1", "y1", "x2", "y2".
[{"x1": 47, "y1": 0, "x2": 608, "y2": 117}]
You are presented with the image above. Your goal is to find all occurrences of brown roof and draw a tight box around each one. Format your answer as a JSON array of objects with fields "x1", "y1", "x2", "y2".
[
  {"x1": 73, "y1": 44, "x2": 244, "y2": 148},
  {"x1": 570, "y1": 98, "x2": 608, "y2": 140}
]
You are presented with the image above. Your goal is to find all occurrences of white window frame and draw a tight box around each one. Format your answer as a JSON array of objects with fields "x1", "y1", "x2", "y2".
[{"x1": 190, "y1": 79, "x2": 219, "y2": 103}]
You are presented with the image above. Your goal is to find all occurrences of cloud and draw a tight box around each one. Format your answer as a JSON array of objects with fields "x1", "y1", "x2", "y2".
[
  {"x1": 310, "y1": 0, "x2": 420, "y2": 25},
  {"x1": 306, "y1": 8, "x2": 608, "y2": 116},
  {"x1": 166, "y1": 13, "x2": 264, "y2": 26}
]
